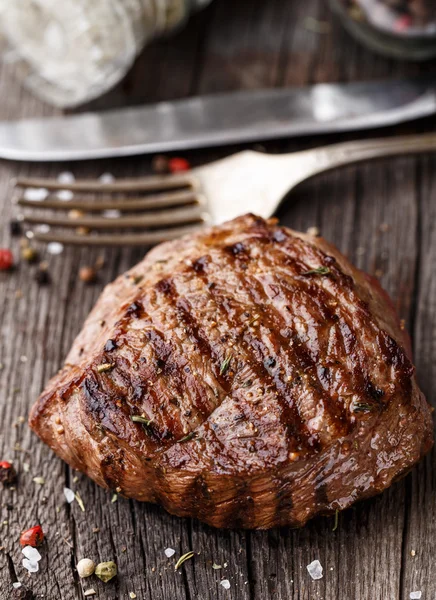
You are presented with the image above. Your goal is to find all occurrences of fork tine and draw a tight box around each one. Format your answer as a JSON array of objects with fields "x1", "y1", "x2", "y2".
[
  {"x1": 31, "y1": 224, "x2": 203, "y2": 246},
  {"x1": 17, "y1": 190, "x2": 200, "y2": 212},
  {"x1": 22, "y1": 205, "x2": 206, "y2": 230},
  {"x1": 15, "y1": 174, "x2": 197, "y2": 193}
]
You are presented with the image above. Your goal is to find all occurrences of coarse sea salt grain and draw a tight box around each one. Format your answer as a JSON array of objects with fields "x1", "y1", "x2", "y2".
[
  {"x1": 64, "y1": 487, "x2": 75, "y2": 504},
  {"x1": 35, "y1": 224, "x2": 51, "y2": 234},
  {"x1": 102, "y1": 209, "x2": 122, "y2": 219},
  {"x1": 307, "y1": 559, "x2": 323, "y2": 580},
  {"x1": 23, "y1": 187, "x2": 48, "y2": 202},
  {"x1": 410, "y1": 592, "x2": 422, "y2": 599},
  {"x1": 22, "y1": 558, "x2": 39, "y2": 573},
  {"x1": 165, "y1": 548, "x2": 176, "y2": 558},
  {"x1": 12, "y1": 582, "x2": 22, "y2": 589},
  {"x1": 220, "y1": 579, "x2": 231, "y2": 590},
  {"x1": 22, "y1": 546, "x2": 42, "y2": 562},
  {"x1": 99, "y1": 173, "x2": 115, "y2": 184},
  {"x1": 56, "y1": 189, "x2": 74, "y2": 201},
  {"x1": 47, "y1": 241, "x2": 64, "y2": 255},
  {"x1": 57, "y1": 172, "x2": 75, "y2": 184}
]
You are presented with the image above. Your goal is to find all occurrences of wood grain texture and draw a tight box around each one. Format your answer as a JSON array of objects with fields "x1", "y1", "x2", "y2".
[{"x1": 0, "y1": 0, "x2": 435, "y2": 598}]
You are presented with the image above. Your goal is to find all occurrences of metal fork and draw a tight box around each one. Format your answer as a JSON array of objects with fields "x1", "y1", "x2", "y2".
[{"x1": 15, "y1": 132, "x2": 436, "y2": 246}]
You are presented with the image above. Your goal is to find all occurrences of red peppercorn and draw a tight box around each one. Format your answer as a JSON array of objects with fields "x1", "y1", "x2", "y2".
[
  {"x1": 168, "y1": 157, "x2": 191, "y2": 173},
  {"x1": 20, "y1": 525, "x2": 44, "y2": 547},
  {"x1": 0, "y1": 249, "x2": 13, "y2": 271},
  {"x1": 0, "y1": 461, "x2": 17, "y2": 484}
]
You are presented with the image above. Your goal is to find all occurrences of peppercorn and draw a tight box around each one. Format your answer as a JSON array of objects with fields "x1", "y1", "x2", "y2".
[
  {"x1": 76, "y1": 227, "x2": 90, "y2": 236},
  {"x1": 35, "y1": 263, "x2": 50, "y2": 285},
  {"x1": 77, "y1": 558, "x2": 96, "y2": 578},
  {"x1": 0, "y1": 249, "x2": 14, "y2": 271},
  {"x1": 169, "y1": 157, "x2": 191, "y2": 173},
  {"x1": 0, "y1": 461, "x2": 17, "y2": 485},
  {"x1": 20, "y1": 525, "x2": 44, "y2": 547},
  {"x1": 9, "y1": 219, "x2": 22, "y2": 237},
  {"x1": 68, "y1": 209, "x2": 85, "y2": 220},
  {"x1": 95, "y1": 561, "x2": 117, "y2": 582},
  {"x1": 79, "y1": 266, "x2": 97, "y2": 284},
  {"x1": 152, "y1": 155, "x2": 170, "y2": 174},
  {"x1": 21, "y1": 246, "x2": 38, "y2": 263},
  {"x1": 12, "y1": 585, "x2": 33, "y2": 600}
]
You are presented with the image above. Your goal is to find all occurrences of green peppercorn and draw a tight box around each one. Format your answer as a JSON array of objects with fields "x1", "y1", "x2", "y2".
[{"x1": 95, "y1": 561, "x2": 117, "y2": 583}]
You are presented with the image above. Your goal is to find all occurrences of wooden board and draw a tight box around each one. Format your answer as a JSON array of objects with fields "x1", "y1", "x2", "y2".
[{"x1": 0, "y1": 1, "x2": 435, "y2": 598}]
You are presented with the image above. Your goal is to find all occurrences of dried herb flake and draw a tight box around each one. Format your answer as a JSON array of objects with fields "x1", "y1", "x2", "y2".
[
  {"x1": 220, "y1": 354, "x2": 232, "y2": 376},
  {"x1": 75, "y1": 492, "x2": 85, "y2": 512},
  {"x1": 97, "y1": 363, "x2": 115, "y2": 373},
  {"x1": 131, "y1": 415, "x2": 152, "y2": 426},
  {"x1": 352, "y1": 402, "x2": 375, "y2": 413},
  {"x1": 332, "y1": 509, "x2": 339, "y2": 532},
  {"x1": 179, "y1": 432, "x2": 197, "y2": 444},
  {"x1": 302, "y1": 266, "x2": 330, "y2": 276},
  {"x1": 174, "y1": 551, "x2": 195, "y2": 571}
]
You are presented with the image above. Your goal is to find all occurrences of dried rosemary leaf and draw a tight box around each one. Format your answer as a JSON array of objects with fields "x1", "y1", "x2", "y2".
[
  {"x1": 332, "y1": 509, "x2": 339, "y2": 532},
  {"x1": 220, "y1": 354, "x2": 232, "y2": 376},
  {"x1": 179, "y1": 432, "x2": 196, "y2": 444},
  {"x1": 174, "y1": 551, "x2": 195, "y2": 571},
  {"x1": 352, "y1": 402, "x2": 375, "y2": 413},
  {"x1": 97, "y1": 363, "x2": 115, "y2": 373},
  {"x1": 75, "y1": 492, "x2": 85, "y2": 512},
  {"x1": 131, "y1": 415, "x2": 152, "y2": 426},
  {"x1": 302, "y1": 266, "x2": 330, "y2": 276}
]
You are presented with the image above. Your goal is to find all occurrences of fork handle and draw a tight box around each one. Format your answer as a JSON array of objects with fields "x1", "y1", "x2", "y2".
[{"x1": 309, "y1": 132, "x2": 436, "y2": 175}]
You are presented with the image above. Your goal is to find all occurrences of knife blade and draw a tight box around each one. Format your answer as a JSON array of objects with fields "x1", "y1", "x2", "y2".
[{"x1": 0, "y1": 77, "x2": 435, "y2": 162}]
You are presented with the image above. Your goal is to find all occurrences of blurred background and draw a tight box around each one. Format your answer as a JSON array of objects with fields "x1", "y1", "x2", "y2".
[{"x1": 0, "y1": 0, "x2": 435, "y2": 112}]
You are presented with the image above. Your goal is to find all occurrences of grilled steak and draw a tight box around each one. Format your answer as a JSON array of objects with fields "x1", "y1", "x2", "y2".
[{"x1": 30, "y1": 214, "x2": 433, "y2": 529}]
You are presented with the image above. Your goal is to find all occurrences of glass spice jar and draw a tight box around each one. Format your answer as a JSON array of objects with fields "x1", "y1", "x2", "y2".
[
  {"x1": 329, "y1": 0, "x2": 436, "y2": 60},
  {"x1": 0, "y1": 0, "x2": 212, "y2": 108}
]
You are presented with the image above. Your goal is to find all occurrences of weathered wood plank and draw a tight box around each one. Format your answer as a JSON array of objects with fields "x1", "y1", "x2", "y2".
[
  {"x1": 399, "y1": 154, "x2": 436, "y2": 600},
  {"x1": 0, "y1": 0, "x2": 435, "y2": 598}
]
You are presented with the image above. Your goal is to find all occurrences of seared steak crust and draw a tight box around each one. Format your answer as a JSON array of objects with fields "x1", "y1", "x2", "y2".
[{"x1": 30, "y1": 214, "x2": 433, "y2": 529}]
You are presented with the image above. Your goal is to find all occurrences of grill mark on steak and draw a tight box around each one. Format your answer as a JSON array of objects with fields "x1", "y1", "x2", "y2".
[
  {"x1": 186, "y1": 249, "x2": 314, "y2": 456},
  {"x1": 254, "y1": 251, "x2": 354, "y2": 436}
]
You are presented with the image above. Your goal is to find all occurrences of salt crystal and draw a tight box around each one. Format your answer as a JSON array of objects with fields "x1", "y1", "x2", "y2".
[
  {"x1": 22, "y1": 546, "x2": 42, "y2": 562},
  {"x1": 57, "y1": 172, "x2": 75, "y2": 184},
  {"x1": 102, "y1": 209, "x2": 121, "y2": 219},
  {"x1": 307, "y1": 559, "x2": 323, "y2": 580},
  {"x1": 23, "y1": 462, "x2": 30, "y2": 473},
  {"x1": 84, "y1": 589, "x2": 96, "y2": 597},
  {"x1": 410, "y1": 592, "x2": 422, "y2": 599},
  {"x1": 23, "y1": 188, "x2": 48, "y2": 202},
  {"x1": 47, "y1": 242, "x2": 64, "y2": 255},
  {"x1": 22, "y1": 558, "x2": 39, "y2": 573},
  {"x1": 165, "y1": 548, "x2": 176, "y2": 558},
  {"x1": 56, "y1": 190, "x2": 74, "y2": 201},
  {"x1": 99, "y1": 173, "x2": 115, "y2": 184},
  {"x1": 12, "y1": 582, "x2": 22, "y2": 589},
  {"x1": 220, "y1": 579, "x2": 231, "y2": 590},
  {"x1": 35, "y1": 224, "x2": 51, "y2": 234},
  {"x1": 64, "y1": 487, "x2": 75, "y2": 504}
]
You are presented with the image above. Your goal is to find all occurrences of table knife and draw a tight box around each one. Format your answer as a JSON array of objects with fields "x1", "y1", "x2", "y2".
[{"x1": 0, "y1": 77, "x2": 435, "y2": 162}]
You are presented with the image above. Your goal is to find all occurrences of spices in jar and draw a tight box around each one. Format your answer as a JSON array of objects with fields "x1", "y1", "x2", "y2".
[{"x1": 330, "y1": 0, "x2": 436, "y2": 59}]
